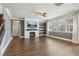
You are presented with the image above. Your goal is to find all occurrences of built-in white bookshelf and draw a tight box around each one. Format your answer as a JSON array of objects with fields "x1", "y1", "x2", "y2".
[{"x1": 39, "y1": 21, "x2": 46, "y2": 36}]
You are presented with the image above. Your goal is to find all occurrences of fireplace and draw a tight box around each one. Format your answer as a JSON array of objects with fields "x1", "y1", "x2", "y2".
[{"x1": 30, "y1": 32, "x2": 35, "y2": 38}]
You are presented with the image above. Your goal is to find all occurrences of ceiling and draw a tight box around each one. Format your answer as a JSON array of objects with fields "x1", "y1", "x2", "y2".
[{"x1": 2, "y1": 3, "x2": 79, "y2": 20}]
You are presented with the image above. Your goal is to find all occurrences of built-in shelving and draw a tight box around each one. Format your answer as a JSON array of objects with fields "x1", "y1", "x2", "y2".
[{"x1": 39, "y1": 21, "x2": 46, "y2": 36}]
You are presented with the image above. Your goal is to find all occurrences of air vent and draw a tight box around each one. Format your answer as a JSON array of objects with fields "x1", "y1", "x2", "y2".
[{"x1": 54, "y1": 3, "x2": 63, "y2": 6}]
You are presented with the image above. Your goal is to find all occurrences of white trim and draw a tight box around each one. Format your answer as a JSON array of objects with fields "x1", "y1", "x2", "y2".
[
  {"x1": 77, "y1": 12, "x2": 79, "y2": 43},
  {"x1": 72, "y1": 13, "x2": 78, "y2": 43},
  {"x1": 47, "y1": 35, "x2": 72, "y2": 42},
  {"x1": 0, "y1": 37, "x2": 12, "y2": 56},
  {"x1": 20, "y1": 36, "x2": 24, "y2": 38},
  {"x1": 18, "y1": 21, "x2": 20, "y2": 37},
  {"x1": 49, "y1": 31, "x2": 72, "y2": 33}
]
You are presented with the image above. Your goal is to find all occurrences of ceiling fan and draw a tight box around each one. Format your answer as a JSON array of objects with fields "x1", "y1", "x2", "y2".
[
  {"x1": 35, "y1": 3, "x2": 63, "y2": 17},
  {"x1": 34, "y1": 3, "x2": 63, "y2": 18},
  {"x1": 36, "y1": 11, "x2": 47, "y2": 17}
]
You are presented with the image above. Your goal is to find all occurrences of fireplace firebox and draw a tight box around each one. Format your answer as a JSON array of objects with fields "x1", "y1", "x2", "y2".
[{"x1": 30, "y1": 32, "x2": 35, "y2": 37}]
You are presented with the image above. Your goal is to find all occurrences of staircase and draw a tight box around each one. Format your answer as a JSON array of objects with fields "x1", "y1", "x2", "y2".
[
  {"x1": 0, "y1": 7, "x2": 12, "y2": 55},
  {"x1": 0, "y1": 14, "x2": 5, "y2": 46},
  {"x1": 0, "y1": 31, "x2": 5, "y2": 45}
]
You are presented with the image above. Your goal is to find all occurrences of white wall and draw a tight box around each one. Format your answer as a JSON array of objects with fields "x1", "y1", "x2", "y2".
[
  {"x1": 72, "y1": 13, "x2": 78, "y2": 43},
  {"x1": 72, "y1": 11, "x2": 79, "y2": 43},
  {"x1": 77, "y1": 12, "x2": 79, "y2": 43},
  {"x1": 0, "y1": 4, "x2": 3, "y2": 14}
]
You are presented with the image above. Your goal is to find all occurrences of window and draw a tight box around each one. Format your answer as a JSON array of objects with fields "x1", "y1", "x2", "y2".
[
  {"x1": 49, "y1": 15, "x2": 73, "y2": 33},
  {"x1": 66, "y1": 24, "x2": 73, "y2": 32},
  {"x1": 59, "y1": 24, "x2": 66, "y2": 32},
  {"x1": 66, "y1": 17, "x2": 73, "y2": 24}
]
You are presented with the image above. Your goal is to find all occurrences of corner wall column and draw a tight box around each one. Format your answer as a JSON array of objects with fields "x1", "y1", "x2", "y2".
[{"x1": 72, "y1": 13, "x2": 78, "y2": 43}]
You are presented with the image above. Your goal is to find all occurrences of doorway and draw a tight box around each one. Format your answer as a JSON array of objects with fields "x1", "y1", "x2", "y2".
[{"x1": 12, "y1": 20, "x2": 20, "y2": 37}]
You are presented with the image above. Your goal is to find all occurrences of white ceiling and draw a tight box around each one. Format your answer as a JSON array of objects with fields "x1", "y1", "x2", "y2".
[{"x1": 2, "y1": 3, "x2": 79, "y2": 20}]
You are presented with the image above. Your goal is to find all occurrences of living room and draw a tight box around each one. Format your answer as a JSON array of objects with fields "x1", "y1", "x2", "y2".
[{"x1": 0, "y1": 3, "x2": 79, "y2": 56}]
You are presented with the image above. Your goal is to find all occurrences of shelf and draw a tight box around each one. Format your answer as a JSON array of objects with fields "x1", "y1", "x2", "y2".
[
  {"x1": 39, "y1": 34, "x2": 45, "y2": 35},
  {"x1": 39, "y1": 32, "x2": 46, "y2": 34},
  {"x1": 39, "y1": 28, "x2": 45, "y2": 29},
  {"x1": 26, "y1": 29, "x2": 38, "y2": 31},
  {"x1": 39, "y1": 22, "x2": 47, "y2": 36},
  {"x1": 39, "y1": 29, "x2": 45, "y2": 31},
  {"x1": 39, "y1": 30, "x2": 46, "y2": 32},
  {"x1": 39, "y1": 26, "x2": 46, "y2": 28}
]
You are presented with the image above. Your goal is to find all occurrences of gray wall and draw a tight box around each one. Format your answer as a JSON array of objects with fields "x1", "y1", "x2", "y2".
[{"x1": 49, "y1": 32, "x2": 72, "y2": 39}]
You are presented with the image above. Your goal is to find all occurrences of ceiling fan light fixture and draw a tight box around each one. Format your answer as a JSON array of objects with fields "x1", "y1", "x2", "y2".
[
  {"x1": 43, "y1": 13, "x2": 47, "y2": 17},
  {"x1": 36, "y1": 11, "x2": 47, "y2": 17}
]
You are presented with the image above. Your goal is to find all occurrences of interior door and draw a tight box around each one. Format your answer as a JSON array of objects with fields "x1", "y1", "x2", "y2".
[{"x1": 12, "y1": 20, "x2": 20, "y2": 37}]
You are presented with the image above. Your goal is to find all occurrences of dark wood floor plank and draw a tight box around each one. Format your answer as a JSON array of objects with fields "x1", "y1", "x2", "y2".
[{"x1": 3, "y1": 36, "x2": 79, "y2": 56}]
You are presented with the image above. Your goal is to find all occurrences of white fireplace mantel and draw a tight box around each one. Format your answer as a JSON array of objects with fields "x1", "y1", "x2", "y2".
[{"x1": 24, "y1": 17, "x2": 39, "y2": 38}]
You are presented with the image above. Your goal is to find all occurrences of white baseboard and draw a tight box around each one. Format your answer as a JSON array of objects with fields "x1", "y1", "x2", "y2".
[
  {"x1": 20, "y1": 36, "x2": 24, "y2": 38},
  {"x1": 72, "y1": 40, "x2": 79, "y2": 44},
  {"x1": 0, "y1": 37, "x2": 12, "y2": 56},
  {"x1": 47, "y1": 35, "x2": 79, "y2": 44},
  {"x1": 47, "y1": 35, "x2": 72, "y2": 42}
]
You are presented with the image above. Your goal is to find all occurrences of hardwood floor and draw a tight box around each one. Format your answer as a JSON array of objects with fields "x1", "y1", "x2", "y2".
[{"x1": 3, "y1": 36, "x2": 79, "y2": 56}]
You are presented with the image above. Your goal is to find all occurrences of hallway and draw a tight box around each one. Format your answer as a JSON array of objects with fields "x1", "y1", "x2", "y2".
[{"x1": 3, "y1": 36, "x2": 79, "y2": 56}]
